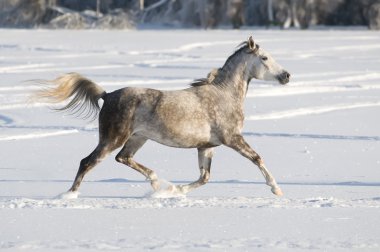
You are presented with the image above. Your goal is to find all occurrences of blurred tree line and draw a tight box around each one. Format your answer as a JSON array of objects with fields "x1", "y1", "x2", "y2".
[{"x1": 0, "y1": 0, "x2": 380, "y2": 29}]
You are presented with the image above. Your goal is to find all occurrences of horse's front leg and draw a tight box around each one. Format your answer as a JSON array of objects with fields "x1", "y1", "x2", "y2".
[
  {"x1": 224, "y1": 135, "x2": 283, "y2": 196},
  {"x1": 176, "y1": 147, "x2": 214, "y2": 194}
]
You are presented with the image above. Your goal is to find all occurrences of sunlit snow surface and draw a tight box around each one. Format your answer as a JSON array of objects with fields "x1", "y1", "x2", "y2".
[{"x1": 1, "y1": 29, "x2": 380, "y2": 251}]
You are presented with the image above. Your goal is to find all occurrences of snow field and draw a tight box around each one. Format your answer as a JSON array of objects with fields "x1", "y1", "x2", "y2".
[{"x1": 0, "y1": 29, "x2": 380, "y2": 251}]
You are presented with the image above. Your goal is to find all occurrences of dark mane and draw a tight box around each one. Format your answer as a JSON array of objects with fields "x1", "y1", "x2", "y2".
[
  {"x1": 190, "y1": 68, "x2": 220, "y2": 87},
  {"x1": 223, "y1": 41, "x2": 259, "y2": 67},
  {"x1": 221, "y1": 43, "x2": 248, "y2": 70},
  {"x1": 190, "y1": 78, "x2": 209, "y2": 87}
]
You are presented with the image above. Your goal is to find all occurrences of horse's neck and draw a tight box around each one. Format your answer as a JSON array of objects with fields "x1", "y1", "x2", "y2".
[{"x1": 219, "y1": 61, "x2": 249, "y2": 103}]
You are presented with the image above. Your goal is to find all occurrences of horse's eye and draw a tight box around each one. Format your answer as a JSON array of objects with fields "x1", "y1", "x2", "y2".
[{"x1": 261, "y1": 56, "x2": 268, "y2": 61}]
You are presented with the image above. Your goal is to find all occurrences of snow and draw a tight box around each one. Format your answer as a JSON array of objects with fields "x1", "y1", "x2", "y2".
[{"x1": 1, "y1": 29, "x2": 380, "y2": 251}]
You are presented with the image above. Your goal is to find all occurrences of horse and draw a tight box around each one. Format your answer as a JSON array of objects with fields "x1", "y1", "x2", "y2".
[{"x1": 35, "y1": 36, "x2": 290, "y2": 198}]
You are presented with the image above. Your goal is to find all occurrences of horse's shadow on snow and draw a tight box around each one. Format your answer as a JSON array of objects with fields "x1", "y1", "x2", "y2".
[{"x1": 1, "y1": 178, "x2": 379, "y2": 187}]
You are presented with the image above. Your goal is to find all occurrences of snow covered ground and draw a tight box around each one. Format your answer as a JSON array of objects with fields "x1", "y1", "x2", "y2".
[{"x1": 0, "y1": 29, "x2": 380, "y2": 251}]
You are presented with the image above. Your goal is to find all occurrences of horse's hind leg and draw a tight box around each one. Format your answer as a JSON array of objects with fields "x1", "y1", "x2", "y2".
[
  {"x1": 176, "y1": 147, "x2": 214, "y2": 194},
  {"x1": 115, "y1": 135, "x2": 160, "y2": 190},
  {"x1": 68, "y1": 143, "x2": 113, "y2": 193},
  {"x1": 225, "y1": 135, "x2": 283, "y2": 196}
]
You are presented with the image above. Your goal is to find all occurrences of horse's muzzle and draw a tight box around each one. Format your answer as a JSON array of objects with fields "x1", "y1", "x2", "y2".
[{"x1": 278, "y1": 71, "x2": 290, "y2": 84}]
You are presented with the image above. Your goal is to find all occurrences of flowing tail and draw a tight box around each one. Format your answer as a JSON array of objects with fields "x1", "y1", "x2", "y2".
[{"x1": 33, "y1": 73, "x2": 106, "y2": 119}]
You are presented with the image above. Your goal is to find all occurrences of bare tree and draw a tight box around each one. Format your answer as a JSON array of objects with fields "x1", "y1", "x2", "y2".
[
  {"x1": 46, "y1": 0, "x2": 56, "y2": 7},
  {"x1": 141, "y1": 0, "x2": 169, "y2": 22},
  {"x1": 96, "y1": 0, "x2": 100, "y2": 17},
  {"x1": 283, "y1": 0, "x2": 300, "y2": 28},
  {"x1": 228, "y1": 0, "x2": 244, "y2": 29},
  {"x1": 306, "y1": 0, "x2": 317, "y2": 26},
  {"x1": 140, "y1": 0, "x2": 144, "y2": 10},
  {"x1": 369, "y1": 3, "x2": 380, "y2": 30},
  {"x1": 267, "y1": 0, "x2": 274, "y2": 25}
]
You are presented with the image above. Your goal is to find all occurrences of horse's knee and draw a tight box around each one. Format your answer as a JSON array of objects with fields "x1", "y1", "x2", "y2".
[
  {"x1": 115, "y1": 154, "x2": 124, "y2": 163},
  {"x1": 80, "y1": 157, "x2": 94, "y2": 169},
  {"x1": 253, "y1": 155, "x2": 264, "y2": 167},
  {"x1": 81, "y1": 147, "x2": 108, "y2": 168},
  {"x1": 245, "y1": 151, "x2": 262, "y2": 166},
  {"x1": 115, "y1": 155, "x2": 133, "y2": 166},
  {"x1": 80, "y1": 158, "x2": 88, "y2": 168}
]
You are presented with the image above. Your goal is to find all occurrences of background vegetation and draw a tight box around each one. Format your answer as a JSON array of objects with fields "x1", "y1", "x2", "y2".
[{"x1": 1, "y1": 0, "x2": 380, "y2": 29}]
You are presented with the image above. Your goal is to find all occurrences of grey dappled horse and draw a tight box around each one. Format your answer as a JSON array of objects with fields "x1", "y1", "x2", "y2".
[{"x1": 37, "y1": 36, "x2": 290, "y2": 197}]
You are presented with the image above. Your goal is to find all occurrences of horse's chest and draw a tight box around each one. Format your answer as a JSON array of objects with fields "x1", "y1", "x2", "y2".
[{"x1": 215, "y1": 107, "x2": 244, "y2": 129}]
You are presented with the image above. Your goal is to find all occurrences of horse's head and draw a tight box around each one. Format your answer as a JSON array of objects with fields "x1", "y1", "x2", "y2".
[{"x1": 246, "y1": 36, "x2": 290, "y2": 85}]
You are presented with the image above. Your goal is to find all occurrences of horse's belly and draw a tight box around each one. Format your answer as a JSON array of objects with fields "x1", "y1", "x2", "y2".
[
  {"x1": 137, "y1": 125, "x2": 220, "y2": 148},
  {"x1": 151, "y1": 134, "x2": 220, "y2": 148}
]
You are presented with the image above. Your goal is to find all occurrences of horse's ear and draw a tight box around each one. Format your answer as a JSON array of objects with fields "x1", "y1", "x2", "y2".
[{"x1": 248, "y1": 36, "x2": 256, "y2": 51}]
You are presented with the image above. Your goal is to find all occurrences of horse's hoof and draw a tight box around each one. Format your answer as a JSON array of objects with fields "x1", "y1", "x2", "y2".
[
  {"x1": 271, "y1": 187, "x2": 283, "y2": 196},
  {"x1": 55, "y1": 191, "x2": 80, "y2": 199},
  {"x1": 175, "y1": 185, "x2": 189, "y2": 194},
  {"x1": 167, "y1": 185, "x2": 179, "y2": 193}
]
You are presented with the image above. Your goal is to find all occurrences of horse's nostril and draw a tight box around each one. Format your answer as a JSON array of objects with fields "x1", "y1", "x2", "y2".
[{"x1": 278, "y1": 72, "x2": 290, "y2": 84}]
